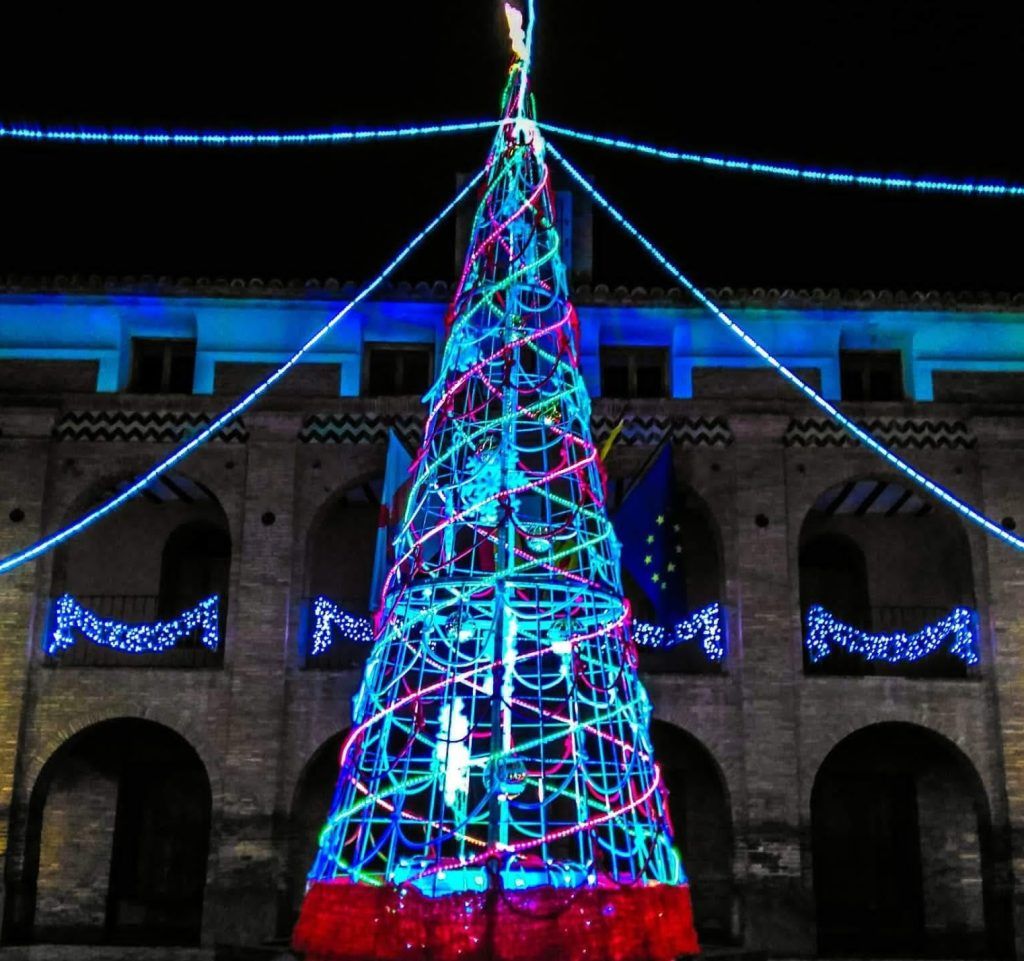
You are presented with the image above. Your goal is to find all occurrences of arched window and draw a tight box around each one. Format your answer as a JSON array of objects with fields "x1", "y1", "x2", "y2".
[
  {"x1": 49, "y1": 472, "x2": 230, "y2": 667},
  {"x1": 632, "y1": 488, "x2": 724, "y2": 674},
  {"x1": 306, "y1": 485, "x2": 381, "y2": 614}
]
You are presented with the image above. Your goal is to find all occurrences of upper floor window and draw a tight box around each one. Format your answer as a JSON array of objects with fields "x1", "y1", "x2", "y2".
[
  {"x1": 128, "y1": 338, "x2": 196, "y2": 394},
  {"x1": 600, "y1": 347, "x2": 669, "y2": 399},
  {"x1": 363, "y1": 343, "x2": 433, "y2": 397},
  {"x1": 840, "y1": 350, "x2": 903, "y2": 402}
]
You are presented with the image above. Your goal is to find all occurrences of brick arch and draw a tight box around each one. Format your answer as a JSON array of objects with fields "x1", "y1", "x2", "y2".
[
  {"x1": 800, "y1": 712, "x2": 997, "y2": 818},
  {"x1": 48, "y1": 460, "x2": 239, "y2": 544},
  {"x1": 20, "y1": 708, "x2": 219, "y2": 805},
  {"x1": 649, "y1": 719, "x2": 736, "y2": 944},
  {"x1": 795, "y1": 470, "x2": 977, "y2": 675},
  {"x1": 15, "y1": 714, "x2": 215, "y2": 946},
  {"x1": 282, "y1": 728, "x2": 351, "y2": 934},
  {"x1": 303, "y1": 472, "x2": 383, "y2": 609},
  {"x1": 301, "y1": 468, "x2": 385, "y2": 552},
  {"x1": 46, "y1": 465, "x2": 237, "y2": 654},
  {"x1": 809, "y1": 720, "x2": 1010, "y2": 956}
]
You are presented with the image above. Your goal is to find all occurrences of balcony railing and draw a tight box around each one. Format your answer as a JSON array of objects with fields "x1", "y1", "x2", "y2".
[{"x1": 43, "y1": 594, "x2": 224, "y2": 668}]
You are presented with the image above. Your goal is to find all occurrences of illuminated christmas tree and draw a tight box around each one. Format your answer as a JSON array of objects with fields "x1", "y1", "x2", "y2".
[{"x1": 293, "y1": 11, "x2": 698, "y2": 960}]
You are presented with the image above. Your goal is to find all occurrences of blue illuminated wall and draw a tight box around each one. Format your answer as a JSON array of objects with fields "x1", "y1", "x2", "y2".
[{"x1": 1, "y1": 291, "x2": 1023, "y2": 400}]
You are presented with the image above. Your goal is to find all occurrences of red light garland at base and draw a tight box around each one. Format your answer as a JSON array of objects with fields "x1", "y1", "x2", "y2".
[{"x1": 294, "y1": 877, "x2": 697, "y2": 961}]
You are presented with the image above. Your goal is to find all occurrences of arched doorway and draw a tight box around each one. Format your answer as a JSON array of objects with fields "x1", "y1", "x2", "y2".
[
  {"x1": 650, "y1": 721, "x2": 735, "y2": 943},
  {"x1": 284, "y1": 731, "x2": 349, "y2": 932},
  {"x1": 812, "y1": 722, "x2": 1005, "y2": 956},
  {"x1": 22, "y1": 718, "x2": 211, "y2": 945}
]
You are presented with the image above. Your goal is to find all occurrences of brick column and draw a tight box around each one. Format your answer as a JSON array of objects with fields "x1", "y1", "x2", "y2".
[
  {"x1": 975, "y1": 416, "x2": 1024, "y2": 956},
  {"x1": 203, "y1": 412, "x2": 300, "y2": 945},
  {"x1": 729, "y1": 414, "x2": 811, "y2": 952},
  {"x1": 0, "y1": 409, "x2": 55, "y2": 937}
]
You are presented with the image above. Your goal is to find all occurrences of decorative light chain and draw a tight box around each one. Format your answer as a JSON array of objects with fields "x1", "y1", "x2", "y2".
[
  {"x1": 0, "y1": 120, "x2": 499, "y2": 147},
  {"x1": 47, "y1": 593, "x2": 219, "y2": 656},
  {"x1": 631, "y1": 602, "x2": 725, "y2": 661},
  {"x1": 310, "y1": 595, "x2": 375, "y2": 654},
  {"x1": 539, "y1": 122, "x2": 1024, "y2": 199},
  {"x1": 805, "y1": 604, "x2": 979, "y2": 665},
  {"x1": 311, "y1": 596, "x2": 725, "y2": 662},
  {"x1": 0, "y1": 169, "x2": 484, "y2": 578}
]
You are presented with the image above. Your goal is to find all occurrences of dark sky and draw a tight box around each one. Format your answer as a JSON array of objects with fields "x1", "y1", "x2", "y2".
[{"x1": 1, "y1": 2, "x2": 1021, "y2": 292}]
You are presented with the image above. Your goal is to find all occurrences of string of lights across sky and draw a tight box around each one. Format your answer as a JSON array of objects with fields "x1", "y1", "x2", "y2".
[
  {"x1": 2, "y1": 118, "x2": 1022, "y2": 199},
  {"x1": 1, "y1": 3, "x2": 1023, "y2": 578}
]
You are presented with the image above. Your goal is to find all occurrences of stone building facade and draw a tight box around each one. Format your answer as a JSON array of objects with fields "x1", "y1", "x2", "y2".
[{"x1": 1, "y1": 277, "x2": 1024, "y2": 956}]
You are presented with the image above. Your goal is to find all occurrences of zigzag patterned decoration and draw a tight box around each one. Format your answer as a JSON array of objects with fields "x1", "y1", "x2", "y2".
[
  {"x1": 54, "y1": 410, "x2": 248, "y2": 444},
  {"x1": 300, "y1": 412, "x2": 732, "y2": 447},
  {"x1": 298, "y1": 413, "x2": 424, "y2": 446},
  {"x1": 591, "y1": 414, "x2": 732, "y2": 448},
  {"x1": 784, "y1": 417, "x2": 975, "y2": 449}
]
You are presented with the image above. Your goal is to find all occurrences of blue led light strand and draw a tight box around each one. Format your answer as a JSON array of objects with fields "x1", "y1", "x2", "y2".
[
  {"x1": 805, "y1": 604, "x2": 979, "y2": 665},
  {"x1": 547, "y1": 140, "x2": 1024, "y2": 554},
  {"x1": 540, "y1": 123, "x2": 1024, "y2": 199},
  {"x1": 0, "y1": 169, "x2": 485, "y2": 578},
  {"x1": 311, "y1": 596, "x2": 375, "y2": 655},
  {"x1": 631, "y1": 602, "x2": 726, "y2": 661},
  {"x1": 0, "y1": 120, "x2": 499, "y2": 147},
  {"x1": 47, "y1": 593, "x2": 219, "y2": 655}
]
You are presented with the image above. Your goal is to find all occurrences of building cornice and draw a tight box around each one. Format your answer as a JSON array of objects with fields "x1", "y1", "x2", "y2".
[{"x1": 3, "y1": 274, "x2": 1024, "y2": 313}]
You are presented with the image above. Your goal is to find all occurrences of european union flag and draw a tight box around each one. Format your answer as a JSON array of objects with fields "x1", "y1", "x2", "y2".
[{"x1": 612, "y1": 441, "x2": 689, "y2": 625}]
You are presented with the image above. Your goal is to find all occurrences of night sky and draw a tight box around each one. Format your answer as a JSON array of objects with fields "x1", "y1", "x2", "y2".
[{"x1": 1, "y1": 2, "x2": 1021, "y2": 292}]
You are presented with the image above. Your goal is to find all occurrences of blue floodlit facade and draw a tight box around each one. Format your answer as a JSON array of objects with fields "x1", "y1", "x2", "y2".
[{"x1": 3, "y1": 283, "x2": 1024, "y2": 399}]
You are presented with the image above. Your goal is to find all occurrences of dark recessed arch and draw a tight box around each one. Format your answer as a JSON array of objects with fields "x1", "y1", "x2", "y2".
[
  {"x1": 282, "y1": 730, "x2": 349, "y2": 934},
  {"x1": 305, "y1": 477, "x2": 383, "y2": 614},
  {"x1": 811, "y1": 722, "x2": 1009, "y2": 957},
  {"x1": 17, "y1": 718, "x2": 212, "y2": 946},
  {"x1": 631, "y1": 483, "x2": 725, "y2": 674},
  {"x1": 650, "y1": 720, "x2": 735, "y2": 944}
]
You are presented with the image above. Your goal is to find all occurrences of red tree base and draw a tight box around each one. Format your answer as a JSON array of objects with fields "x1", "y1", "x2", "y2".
[{"x1": 293, "y1": 878, "x2": 699, "y2": 961}]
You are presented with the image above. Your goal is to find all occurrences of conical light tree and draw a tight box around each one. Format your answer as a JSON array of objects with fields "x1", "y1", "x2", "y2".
[{"x1": 294, "y1": 13, "x2": 698, "y2": 961}]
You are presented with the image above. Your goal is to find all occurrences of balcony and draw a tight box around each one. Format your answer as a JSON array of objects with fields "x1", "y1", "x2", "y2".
[{"x1": 43, "y1": 594, "x2": 224, "y2": 669}]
